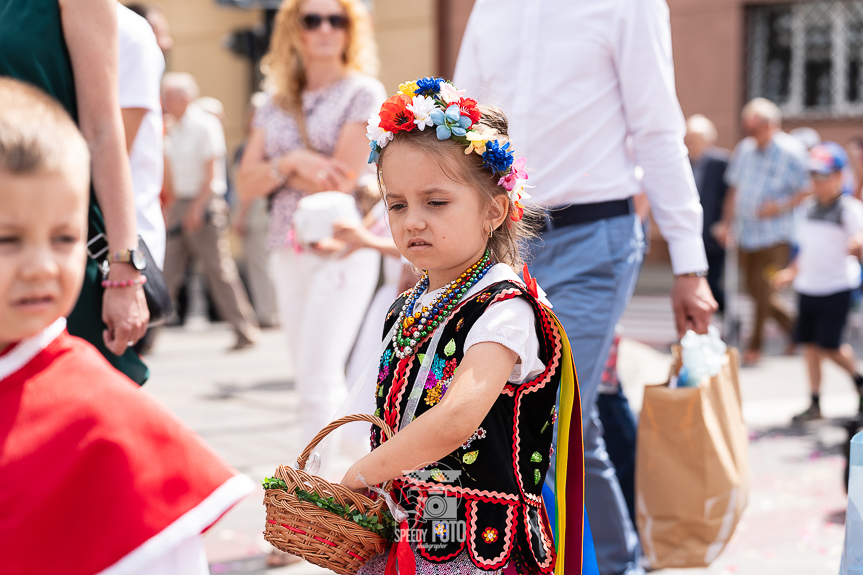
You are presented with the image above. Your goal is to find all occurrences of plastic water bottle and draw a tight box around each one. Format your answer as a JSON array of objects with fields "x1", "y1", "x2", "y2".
[
  {"x1": 841, "y1": 431, "x2": 863, "y2": 574},
  {"x1": 678, "y1": 326, "x2": 727, "y2": 387}
]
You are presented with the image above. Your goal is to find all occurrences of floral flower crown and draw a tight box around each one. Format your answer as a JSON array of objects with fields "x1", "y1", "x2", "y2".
[{"x1": 366, "y1": 77, "x2": 530, "y2": 222}]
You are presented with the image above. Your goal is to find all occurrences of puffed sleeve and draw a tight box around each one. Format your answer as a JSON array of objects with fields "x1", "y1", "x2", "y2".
[
  {"x1": 344, "y1": 76, "x2": 387, "y2": 124},
  {"x1": 464, "y1": 297, "x2": 545, "y2": 383}
]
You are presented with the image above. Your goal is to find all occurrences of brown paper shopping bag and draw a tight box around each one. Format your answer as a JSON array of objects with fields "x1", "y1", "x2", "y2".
[{"x1": 636, "y1": 347, "x2": 749, "y2": 569}]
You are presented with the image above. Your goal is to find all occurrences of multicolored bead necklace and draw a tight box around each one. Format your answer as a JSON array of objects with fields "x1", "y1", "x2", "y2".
[{"x1": 393, "y1": 250, "x2": 493, "y2": 359}]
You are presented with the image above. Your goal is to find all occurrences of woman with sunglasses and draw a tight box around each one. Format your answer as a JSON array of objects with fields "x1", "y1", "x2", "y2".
[{"x1": 237, "y1": 0, "x2": 385, "y2": 504}]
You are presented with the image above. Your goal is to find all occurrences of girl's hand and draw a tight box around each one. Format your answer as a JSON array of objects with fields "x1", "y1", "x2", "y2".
[
  {"x1": 310, "y1": 236, "x2": 346, "y2": 256},
  {"x1": 333, "y1": 220, "x2": 373, "y2": 255},
  {"x1": 340, "y1": 465, "x2": 367, "y2": 493}
]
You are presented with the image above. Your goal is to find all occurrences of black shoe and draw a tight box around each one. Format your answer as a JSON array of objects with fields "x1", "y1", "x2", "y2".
[{"x1": 792, "y1": 404, "x2": 822, "y2": 424}]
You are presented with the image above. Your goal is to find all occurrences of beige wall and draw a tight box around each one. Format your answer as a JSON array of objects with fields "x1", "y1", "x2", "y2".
[
  {"x1": 133, "y1": 0, "x2": 438, "y2": 151},
  {"x1": 373, "y1": 0, "x2": 436, "y2": 94},
  {"x1": 126, "y1": 1, "x2": 262, "y2": 153}
]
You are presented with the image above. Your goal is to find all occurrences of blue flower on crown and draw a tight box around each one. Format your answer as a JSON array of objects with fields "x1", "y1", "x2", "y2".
[
  {"x1": 430, "y1": 104, "x2": 472, "y2": 140},
  {"x1": 415, "y1": 77, "x2": 444, "y2": 96},
  {"x1": 482, "y1": 140, "x2": 514, "y2": 174},
  {"x1": 369, "y1": 140, "x2": 381, "y2": 164}
]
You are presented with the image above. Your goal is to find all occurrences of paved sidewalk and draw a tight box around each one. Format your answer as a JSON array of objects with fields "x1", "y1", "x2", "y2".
[{"x1": 141, "y1": 302, "x2": 858, "y2": 575}]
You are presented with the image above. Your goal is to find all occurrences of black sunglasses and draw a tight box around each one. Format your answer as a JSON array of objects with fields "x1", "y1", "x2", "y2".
[{"x1": 300, "y1": 13, "x2": 349, "y2": 30}]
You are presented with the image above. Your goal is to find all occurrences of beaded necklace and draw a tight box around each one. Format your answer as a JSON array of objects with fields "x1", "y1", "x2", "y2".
[{"x1": 392, "y1": 250, "x2": 493, "y2": 359}]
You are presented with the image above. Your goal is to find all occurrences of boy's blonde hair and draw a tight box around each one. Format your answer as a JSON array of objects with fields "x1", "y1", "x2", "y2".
[
  {"x1": 0, "y1": 78, "x2": 90, "y2": 184},
  {"x1": 377, "y1": 105, "x2": 537, "y2": 269}
]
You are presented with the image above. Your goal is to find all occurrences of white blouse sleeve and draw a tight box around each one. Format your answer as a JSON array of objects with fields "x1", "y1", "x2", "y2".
[{"x1": 463, "y1": 296, "x2": 545, "y2": 383}]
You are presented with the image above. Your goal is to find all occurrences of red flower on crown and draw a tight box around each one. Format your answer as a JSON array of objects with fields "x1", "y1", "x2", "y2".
[
  {"x1": 458, "y1": 98, "x2": 482, "y2": 124},
  {"x1": 379, "y1": 94, "x2": 415, "y2": 133}
]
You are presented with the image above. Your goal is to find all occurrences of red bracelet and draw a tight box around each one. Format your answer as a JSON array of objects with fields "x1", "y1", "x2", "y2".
[{"x1": 101, "y1": 275, "x2": 147, "y2": 288}]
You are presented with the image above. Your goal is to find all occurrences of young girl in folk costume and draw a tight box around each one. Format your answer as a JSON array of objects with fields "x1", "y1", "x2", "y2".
[{"x1": 340, "y1": 78, "x2": 593, "y2": 575}]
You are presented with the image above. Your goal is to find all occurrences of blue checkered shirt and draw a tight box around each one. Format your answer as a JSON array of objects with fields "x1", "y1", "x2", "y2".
[{"x1": 725, "y1": 132, "x2": 809, "y2": 250}]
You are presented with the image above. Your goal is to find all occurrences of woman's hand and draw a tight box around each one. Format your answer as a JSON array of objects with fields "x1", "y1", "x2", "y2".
[
  {"x1": 102, "y1": 266, "x2": 149, "y2": 354},
  {"x1": 279, "y1": 149, "x2": 354, "y2": 193}
]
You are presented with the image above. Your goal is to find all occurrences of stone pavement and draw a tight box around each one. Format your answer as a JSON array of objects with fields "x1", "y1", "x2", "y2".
[{"x1": 140, "y1": 294, "x2": 860, "y2": 575}]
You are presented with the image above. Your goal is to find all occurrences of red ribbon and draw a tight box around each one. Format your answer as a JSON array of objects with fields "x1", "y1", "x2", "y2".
[
  {"x1": 385, "y1": 520, "x2": 416, "y2": 575},
  {"x1": 522, "y1": 264, "x2": 539, "y2": 299}
]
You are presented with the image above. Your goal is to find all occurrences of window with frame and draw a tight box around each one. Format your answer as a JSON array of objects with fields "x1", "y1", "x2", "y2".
[{"x1": 747, "y1": 1, "x2": 863, "y2": 118}]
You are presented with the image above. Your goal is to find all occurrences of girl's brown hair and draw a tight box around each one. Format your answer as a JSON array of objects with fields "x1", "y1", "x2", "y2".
[
  {"x1": 376, "y1": 105, "x2": 537, "y2": 269},
  {"x1": 261, "y1": 0, "x2": 378, "y2": 121}
]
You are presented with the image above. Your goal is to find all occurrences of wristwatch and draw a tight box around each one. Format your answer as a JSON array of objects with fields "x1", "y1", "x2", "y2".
[
  {"x1": 110, "y1": 247, "x2": 147, "y2": 271},
  {"x1": 676, "y1": 270, "x2": 708, "y2": 278}
]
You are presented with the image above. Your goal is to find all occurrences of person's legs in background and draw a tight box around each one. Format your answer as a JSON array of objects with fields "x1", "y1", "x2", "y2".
[
  {"x1": 706, "y1": 250, "x2": 726, "y2": 314},
  {"x1": 189, "y1": 197, "x2": 259, "y2": 348},
  {"x1": 162, "y1": 200, "x2": 193, "y2": 319},
  {"x1": 741, "y1": 243, "x2": 795, "y2": 363},
  {"x1": 292, "y1": 248, "x2": 378, "y2": 453},
  {"x1": 243, "y1": 198, "x2": 279, "y2": 328},
  {"x1": 764, "y1": 243, "x2": 795, "y2": 338},
  {"x1": 529, "y1": 213, "x2": 645, "y2": 575},
  {"x1": 597, "y1": 334, "x2": 638, "y2": 528}
]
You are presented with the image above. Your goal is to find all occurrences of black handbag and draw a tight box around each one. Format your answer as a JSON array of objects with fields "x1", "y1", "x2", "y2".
[{"x1": 86, "y1": 223, "x2": 173, "y2": 327}]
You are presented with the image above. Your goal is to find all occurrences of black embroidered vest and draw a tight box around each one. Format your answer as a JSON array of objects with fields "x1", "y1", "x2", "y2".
[{"x1": 371, "y1": 280, "x2": 561, "y2": 573}]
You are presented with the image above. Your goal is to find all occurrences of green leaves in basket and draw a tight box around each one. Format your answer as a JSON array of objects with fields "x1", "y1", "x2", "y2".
[
  {"x1": 294, "y1": 487, "x2": 399, "y2": 542},
  {"x1": 262, "y1": 476, "x2": 288, "y2": 490}
]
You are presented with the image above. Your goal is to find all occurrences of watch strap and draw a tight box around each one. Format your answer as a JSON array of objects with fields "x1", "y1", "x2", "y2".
[{"x1": 110, "y1": 249, "x2": 136, "y2": 263}]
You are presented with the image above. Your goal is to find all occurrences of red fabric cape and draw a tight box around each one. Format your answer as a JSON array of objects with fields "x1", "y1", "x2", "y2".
[{"x1": 0, "y1": 324, "x2": 251, "y2": 574}]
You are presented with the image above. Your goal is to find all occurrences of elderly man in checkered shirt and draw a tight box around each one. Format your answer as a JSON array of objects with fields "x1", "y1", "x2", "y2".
[{"x1": 714, "y1": 98, "x2": 810, "y2": 365}]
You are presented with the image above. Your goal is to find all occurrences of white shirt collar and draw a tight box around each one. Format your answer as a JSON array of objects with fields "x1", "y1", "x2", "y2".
[{"x1": 0, "y1": 318, "x2": 66, "y2": 382}]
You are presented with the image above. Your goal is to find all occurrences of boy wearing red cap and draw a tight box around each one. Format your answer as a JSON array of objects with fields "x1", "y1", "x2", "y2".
[
  {"x1": 0, "y1": 77, "x2": 252, "y2": 574},
  {"x1": 774, "y1": 141, "x2": 863, "y2": 423}
]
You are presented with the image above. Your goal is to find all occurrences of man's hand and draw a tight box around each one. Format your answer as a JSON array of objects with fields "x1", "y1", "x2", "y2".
[
  {"x1": 102, "y1": 265, "x2": 149, "y2": 354},
  {"x1": 182, "y1": 200, "x2": 207, "y2": 233},
  {"x1": 757, "y1": 199, "x2": 783, "y2": 219},
  {"x1": 711, "y1": 220, "x2": 733, "y2": 249},
  {"x1": 671, "y1": 275, "x2": 717, "y2": 337}
]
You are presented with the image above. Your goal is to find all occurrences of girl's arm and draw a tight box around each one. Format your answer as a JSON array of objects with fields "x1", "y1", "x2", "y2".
[
  {"x1": 341, "y1": 342, "x2": 518, "y2": 490},
  {"x1": 60, "y1": 0, "x2": 149, "y2": 352},
  {"x1": 332, "y1": 220, "x2": 402, "y2": 258}
]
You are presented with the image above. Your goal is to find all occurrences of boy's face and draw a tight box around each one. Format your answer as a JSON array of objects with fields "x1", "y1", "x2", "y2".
[
  {"x1": 811, "y1": 170, "x2": 843, "y2": 204},
  {"x1": 0, "y1": 170, "x2": 88, "y2": 350}
]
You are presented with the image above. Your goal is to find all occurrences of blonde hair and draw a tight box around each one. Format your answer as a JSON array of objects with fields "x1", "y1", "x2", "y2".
[
  {"x1": 261, "y1": 0, "x2": 378, "y2": 116},
  {"x1": 377, "y1": 105, "x2": 538, "y2": 269},
  {"x1": 0, "y1": 78, "x2": 89, "y2": 183}
]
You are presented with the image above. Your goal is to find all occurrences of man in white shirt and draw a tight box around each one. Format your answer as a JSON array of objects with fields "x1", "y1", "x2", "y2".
[
  {"x1": 162, "y1": 73, "x2": 259, "y2": 350},
  {"x1": 118, "y1": 3, "x2": 166, "y2": 269},
  {"x1": 455, "y1": 1, "x2": 716, "y2": 573}
]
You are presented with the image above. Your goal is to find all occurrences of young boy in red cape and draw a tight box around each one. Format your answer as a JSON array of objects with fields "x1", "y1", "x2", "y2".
[{"x1": 0, "y1": 78, "x2": 253, "y2": 574}]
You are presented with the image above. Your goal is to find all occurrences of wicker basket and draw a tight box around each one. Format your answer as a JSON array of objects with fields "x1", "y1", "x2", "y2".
[{"x1": 264, "y1": 414, "x2": 396, "y2": 575}]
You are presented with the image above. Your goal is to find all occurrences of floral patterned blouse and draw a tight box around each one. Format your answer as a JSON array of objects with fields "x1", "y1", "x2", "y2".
[{"x1": 252, "y1": 74, "x2": 386, "y2": 249}]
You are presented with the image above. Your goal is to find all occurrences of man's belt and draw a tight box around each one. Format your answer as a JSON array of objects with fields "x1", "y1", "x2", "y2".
[{"x1": 536, "y1": 197, "x2": 633, "y2": 233}]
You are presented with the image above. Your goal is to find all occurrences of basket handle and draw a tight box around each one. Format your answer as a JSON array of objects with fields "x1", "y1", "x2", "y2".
[{"x1": 297, "y1": 413, "x2": 395, "y2": 472}]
